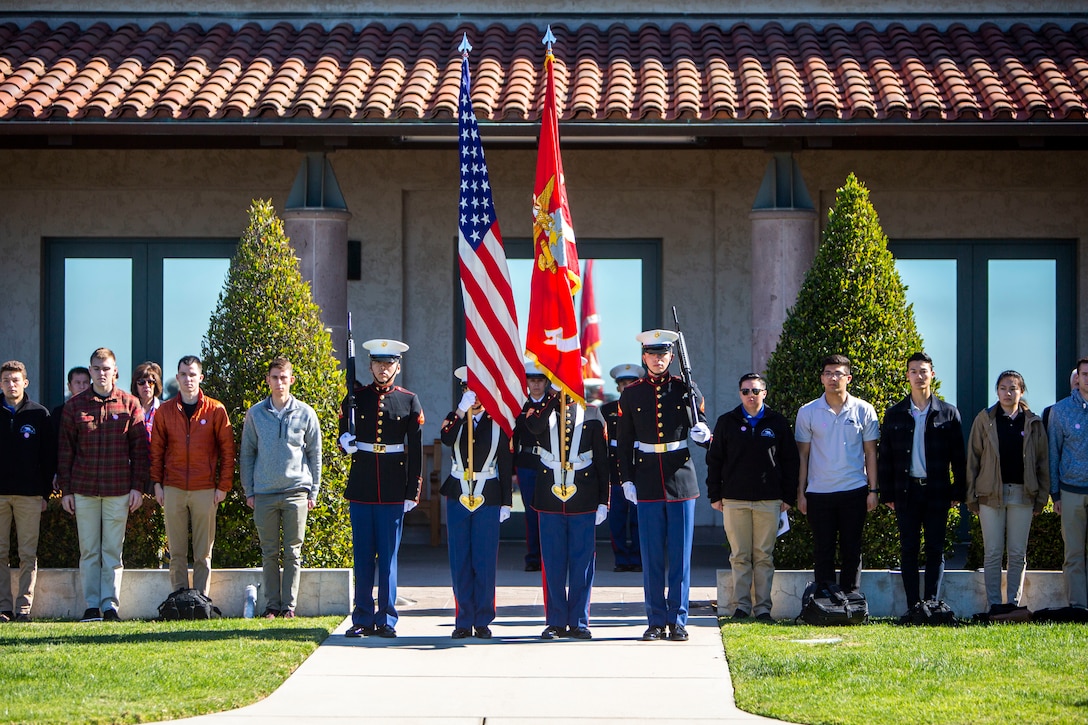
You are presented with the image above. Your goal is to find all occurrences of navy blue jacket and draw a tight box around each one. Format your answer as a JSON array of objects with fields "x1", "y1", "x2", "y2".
[
  {"x1": 0, "y1": 397, "x2": 56, "y2": 498},
  {"x1": 877, "y1": 394, "x2": 967, "y2": 504},
  {"x1": 705, "y1": 405, "x2": 798, "y2": 505},
  {"x1": 340, "y1": 382, "x2": 424, "y2": 503}
]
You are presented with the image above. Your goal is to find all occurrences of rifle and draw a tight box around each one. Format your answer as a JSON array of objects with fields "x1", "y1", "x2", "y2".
[
  {"x1": 671, "y1": 306, "x2": 700, "y2": 428},
  {"x1": 345, "y1": 313, "x2": 356, "y2": 437}
]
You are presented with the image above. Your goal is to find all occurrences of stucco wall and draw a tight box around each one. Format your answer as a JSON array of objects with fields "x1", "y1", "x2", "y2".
[{"x1": 1, "y1": 146, "x2": 1085, "y2": 526}]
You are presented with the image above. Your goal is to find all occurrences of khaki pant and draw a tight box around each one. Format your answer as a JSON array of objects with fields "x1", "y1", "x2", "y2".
[
  {"x1": 254, "y1": 492, "x2": 309, "y2": 612},
  {"x1": 163, "y1": 487, "x2": 218, "y2": 595},
  {"x1": 1060, "y1": 490, "x2": 1088, "y2": 608},
  {"x1": 0, "y1": 495, "x2": 43, "y2": 614},
  {"x1": 722, "y1": 499, "x2": 781, "y2": 616},
  {"x1": 74, "y1": 493, "x2": 130, "y2": 612}
]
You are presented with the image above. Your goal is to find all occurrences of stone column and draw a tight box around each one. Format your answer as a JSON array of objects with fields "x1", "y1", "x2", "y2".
[
  {"x1": 749, "y1": 153, "x2": 816, "y2": 373},
  {"x1": 283, "y1": 153, "x2": 352, "y2": 360}
]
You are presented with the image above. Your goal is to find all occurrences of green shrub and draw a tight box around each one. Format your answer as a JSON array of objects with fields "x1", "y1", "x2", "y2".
[
  {"x1": 201, "y1": 199, "x2": 350, "y2": 568},
  {"x1": 763, "y1": 173, "x2": 929, "y2": 571}
]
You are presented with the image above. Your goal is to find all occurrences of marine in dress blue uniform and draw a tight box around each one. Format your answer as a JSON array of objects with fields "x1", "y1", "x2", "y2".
[
  {"x1": 524, "y1": 396, "x2": 610, "y2": 639},
  {"x1": 339, "y1": 340, "x2": 423, "y2": 639},
  {"x1": 511, "y1": 364, "x2": 555, "y2": 572},
  {"x1": 603, "y1": 363, "x2": 644, "y2": 572},
  {"x1": 440, "y1": 367, "x2": 513, "y2": 640},
  {"x1": 617, "y1": 330, "x2": 712, "y2": 642}
]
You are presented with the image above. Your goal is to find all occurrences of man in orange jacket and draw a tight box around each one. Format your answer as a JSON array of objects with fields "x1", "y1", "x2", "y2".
[{"x1": 151, "y1": 355, "x2": 235, "y2": 596}]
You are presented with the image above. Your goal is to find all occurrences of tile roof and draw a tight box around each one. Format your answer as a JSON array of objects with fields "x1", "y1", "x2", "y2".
[{"x1": 0, "y1": 19, "x2": 1085, "y2": 128}]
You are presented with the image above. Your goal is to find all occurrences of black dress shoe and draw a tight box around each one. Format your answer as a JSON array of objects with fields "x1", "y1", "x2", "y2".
[
  {"x1": 641, "y1": 625, "x2": 665, "y2": 641},
  {"x1": 541, "y1": 625, "x2": 564, "y2": 640},
  {"x1": 525, "y1": 563, "x2": 541, "y2": 572},
  {"x1": 613, "y1": 565, "x2": 628, "y2": 572},
  {"x1": 374, "y1": 624, "x2": 397, "y2": 638},
  {"x1": 345, "y1": 624, "x2": 374, "y2": 638},
  {"x1": 754, "y1": 613, "x2": 774, "y2": 623},
  {"x1": 669, "y1": 624, "x2": 689, "y2": 641},
  {"x1": 473, "y1": 626, "x2": 492, "y2": 639},
  {"x1": 568, "y1": 626, "x2": 592, "y2": 640},
  {"x1": 731, "y1": 608, "x2": 750, "y2": 620},
  {"x1": 451, "y1": 627, "x2": 471, "y2": 639},
  {"x1": 630, "y1": 564, "x2": 642, "y2": 572}
]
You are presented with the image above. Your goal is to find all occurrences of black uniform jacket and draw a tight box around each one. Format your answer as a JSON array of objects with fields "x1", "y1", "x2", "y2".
[
  {"x1": 600, "y1": 399, "x2": 628, "y2": 485},
  {"x1": 440, "y1": 411, "x2": 513, "y2": 507},
  {"x1": 0, "y1": 397, "x2": 56, "y2": 498},
  {"x1": 512, "y1": 392, "x2": 557, "y2": 471},
  {"x1": 617, "y1": 374, "x2": 706, "y2": 502},
  {"x1": 877, "y1": 394, "x2": 967, "y2": 505},
  {"x1": 705, "y1": 405, "x2": 798, "y2": 505},
  {"x1": 339, "y1": 381, "x2": 424, "y2": 503},
  {"x1": 522, "y1": 399, "x2": 609, "y2": 514}
]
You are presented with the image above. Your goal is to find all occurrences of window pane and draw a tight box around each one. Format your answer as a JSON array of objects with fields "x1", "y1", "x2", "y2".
[
  {"x1": 895, "y1": 259, "x2": 958, "y2": 407},
  {"x1": 161, "y1": 258, "x2": 231, "y2": 399},
  {"x1": 64, "y1": 258, "x2": 132, "y2": 398},
  {"x1": 988, "y1": 259, "x2": 1056, "y2": 411},
  {"x1": 509, "y1": 258, "x2": 643, "y2": 401}
]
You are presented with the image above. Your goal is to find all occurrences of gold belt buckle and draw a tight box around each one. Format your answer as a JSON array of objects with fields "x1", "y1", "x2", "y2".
[
  {"x1": 654, "y1": 443, "x2": 667, "y2": 453},
  {"x1": 563, "y1": 462, "x2": 573, "y2": 471},
  {"x1": 372, "y1": 443, "x2": 386, "y2": 453}
]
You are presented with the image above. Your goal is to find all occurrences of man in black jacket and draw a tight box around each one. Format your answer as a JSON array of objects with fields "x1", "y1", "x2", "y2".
[
  {"x1": 706, "y1": 373, "x2": 798, "y2": 621},
  {"x1": 0, "y1": 360, "x2": 56, "y2": 622},
  {"x1": 877, "y1": 352, "x2": 966, "y2": 614}
]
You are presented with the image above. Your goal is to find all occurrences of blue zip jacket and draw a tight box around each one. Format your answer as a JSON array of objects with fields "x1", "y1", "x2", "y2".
[{"x1": 1048, "y1": 390, "x2": 1088, "y2": 501}]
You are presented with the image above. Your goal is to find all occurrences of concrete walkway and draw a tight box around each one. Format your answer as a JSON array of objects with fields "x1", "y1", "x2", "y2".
[{"x1": 165, "y1": 541, "x2": 788, "y2": 725}]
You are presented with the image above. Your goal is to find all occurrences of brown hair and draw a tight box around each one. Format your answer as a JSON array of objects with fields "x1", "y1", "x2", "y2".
[
  {"x1": 131, "y1": 361, "x2": 163, "y2": 399},
  {"x1": 0, "y1": 360, "x2": 27, "y2": 377},
  {"x1": 268, "y1": 356, "x2": 293, "y2": 375}
]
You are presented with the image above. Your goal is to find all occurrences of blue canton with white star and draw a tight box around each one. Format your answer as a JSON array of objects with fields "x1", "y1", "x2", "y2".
[{"x1": 459, "y1": 58, "x2": 496, "y2": 252}]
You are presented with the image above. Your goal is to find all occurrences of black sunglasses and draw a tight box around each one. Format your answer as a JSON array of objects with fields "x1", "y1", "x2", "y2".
[{"x1": 739, "y1": 388, "x2": 765, "y2": 396}]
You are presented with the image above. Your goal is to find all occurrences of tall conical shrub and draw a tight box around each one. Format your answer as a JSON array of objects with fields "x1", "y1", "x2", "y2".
[
  {"x1": 202, "y1": 199, "x2": 350, "y2": 567},
  {"x1": 765, "y1": 173, "x2": 932, "y2": 568}
]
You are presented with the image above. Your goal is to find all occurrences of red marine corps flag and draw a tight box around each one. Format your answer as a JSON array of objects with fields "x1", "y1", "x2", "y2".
[
  {"x1": 579, "y1": 259, "x2": 602, "y2": 380},
  {"x1": 526, "y1": 27, "x2": 585, "y2": 406},
  {"x1": 455, "y1": 35, "x2": 526, "y2": 436}
]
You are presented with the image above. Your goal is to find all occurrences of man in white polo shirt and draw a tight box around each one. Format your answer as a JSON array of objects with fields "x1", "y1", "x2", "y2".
[{"x1": 795, "y1": 354, "x2": 879, "y2": 596}]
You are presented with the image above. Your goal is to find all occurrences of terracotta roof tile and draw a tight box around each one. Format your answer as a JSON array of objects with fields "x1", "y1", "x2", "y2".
[{"x1": 0, "y1": 19, "x2": 1086, "y2": 127}]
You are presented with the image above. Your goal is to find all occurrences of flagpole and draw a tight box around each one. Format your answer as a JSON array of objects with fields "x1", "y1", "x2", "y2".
[
  {"x1": 460, "y1": 32, "x2": 478, "y2": 508},
  {"x1": 560, "y1": 392, "x2": 569, "y2": 496}
]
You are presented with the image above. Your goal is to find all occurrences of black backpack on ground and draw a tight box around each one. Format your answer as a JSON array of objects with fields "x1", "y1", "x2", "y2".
[
  {"x1": 798, "y1": 582, "x2": 868, "y2": 626},
  {"x1": 903, "y1": 599, "x2": 957, "y2": 625},
  {"x1": 157, "y1": 588, "x2": 222, "y2": 620}
]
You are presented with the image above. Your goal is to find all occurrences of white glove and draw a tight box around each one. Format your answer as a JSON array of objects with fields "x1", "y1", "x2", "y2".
[
  {"x1": 622, "y1": 482, "x2": 638, "y2": 505},
  {"x1": 499, "y1": 505, "x2": 511, "y2": 523},
  {"x1": 339, "y1": 432, "x2": 358, "y2": 454},
  {"x1": 595, "y1": 504, "x2": 608, "y2": 525},
  {"x1": 458, "y1": 390, "x2": 477, "y2": 413},
  {"x1": 690, "y1": 422, "x2": 712, "y2": 444},
  {"x1": 403, "y1": 500, "x2": 417, "y2": 513}
]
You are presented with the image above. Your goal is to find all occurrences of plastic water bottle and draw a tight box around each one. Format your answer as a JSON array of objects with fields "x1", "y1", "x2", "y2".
[{"x1": 243, "y1": 584, "x2": 258, "y2": 618}]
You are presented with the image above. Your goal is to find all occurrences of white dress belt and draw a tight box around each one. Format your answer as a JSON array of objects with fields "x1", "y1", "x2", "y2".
[
  {"x1": 357, "y1": 442, "x2": 405, "y2": 454},
  {"x1": 635, "y1": 440, "x2": 688, "y2": 453}
]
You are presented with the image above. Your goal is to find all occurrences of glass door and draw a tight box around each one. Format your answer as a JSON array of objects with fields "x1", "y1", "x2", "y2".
[{"x1": 890, "y1": 240, "x2": 1075, "y2": 421}]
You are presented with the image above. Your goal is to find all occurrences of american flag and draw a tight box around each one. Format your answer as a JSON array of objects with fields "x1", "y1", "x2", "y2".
[{"x1": 456, "y1": 49, "x2": 526, "y2": 436}]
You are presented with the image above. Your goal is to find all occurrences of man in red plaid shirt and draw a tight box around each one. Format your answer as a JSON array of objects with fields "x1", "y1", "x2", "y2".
[{"x1": 58, "y1": 348, "x2": 149, "y2": 622}]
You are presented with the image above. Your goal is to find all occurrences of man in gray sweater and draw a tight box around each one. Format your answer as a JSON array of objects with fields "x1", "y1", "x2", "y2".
[{"x1": 241, "y1": 356, "x2": 322, "y2": 618}]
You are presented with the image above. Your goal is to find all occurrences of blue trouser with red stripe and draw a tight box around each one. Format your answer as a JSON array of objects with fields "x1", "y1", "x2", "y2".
[
  {"x1": 517, "y1": 467, "x2": 542, "y2": 567},
  {"x1": 539, "y1": 511, "x2": 596, "y2": 630},
  {"x1": 637, "y1": 499, "x2": 695, "y2": 628},
  {"x1": 349, "y1": 502, "x2": 404, "y2": 629},
  {"x1": 446, "y1": 499, "x2": 501, "y2": 630},
  {"x1": 608, "y1": 483, "x2": 641, "y2": 568}
]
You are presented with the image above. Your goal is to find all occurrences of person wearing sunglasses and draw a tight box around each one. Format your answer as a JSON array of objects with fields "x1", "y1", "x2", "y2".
[{"x1": 705, "y1": 373, "x2": 798, "y2": 622}]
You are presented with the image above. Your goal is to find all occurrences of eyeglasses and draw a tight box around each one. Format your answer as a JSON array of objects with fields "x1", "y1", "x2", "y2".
[
  {"x1": 740, "y1": 388, "x2": 765, "y2": 396},
  {"x1": 137, "y1": 379, "x2": 156, "y2": 385},
  {"x1": 822, "y1": 371, "x2": 849, "y2": 379}
]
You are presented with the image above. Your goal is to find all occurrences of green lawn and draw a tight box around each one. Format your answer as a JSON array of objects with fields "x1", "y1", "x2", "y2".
[
  {"x1": 0, "y1": 616, "x2": 341, "y2": 725},
  {"x1": 721, "y1": 619, "x2": 1088, "y2": 725}
]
